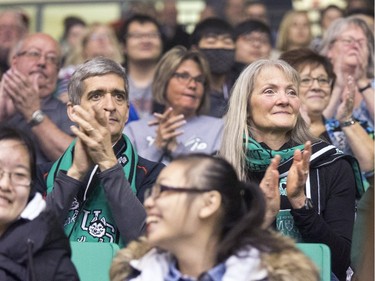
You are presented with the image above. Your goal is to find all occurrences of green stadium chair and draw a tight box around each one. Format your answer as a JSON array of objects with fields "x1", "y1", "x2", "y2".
[
  {"x1": 70, "y1": 242, "x2": 120, "y2": 281},
  {"x1": 297, "y1": 243, "x2": 331, "y2": 281}
]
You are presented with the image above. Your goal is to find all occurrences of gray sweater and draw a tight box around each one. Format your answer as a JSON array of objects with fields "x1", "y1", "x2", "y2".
[{"x1": 124, "y1": 115, "x2": 224, "y2": 164}]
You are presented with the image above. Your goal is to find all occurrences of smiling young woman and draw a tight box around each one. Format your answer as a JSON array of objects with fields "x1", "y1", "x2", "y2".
[
  {"x1": 0, "y1": 125, "x2": 79, "y2": 280},
  {"x1": 110, "y1": 153, "x2": 319, "y2": 281}
]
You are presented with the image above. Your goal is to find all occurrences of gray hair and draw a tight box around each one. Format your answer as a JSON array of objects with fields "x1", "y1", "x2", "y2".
[
  {"x1": 68, "y1": 56, "x2": 128, "y2": 105},
  {"x1": 219, "y1": 59, "x2": 314, "y2": 181},
  {"x1": 318, "y1": 16, "x2": 374, "y2": 78}
]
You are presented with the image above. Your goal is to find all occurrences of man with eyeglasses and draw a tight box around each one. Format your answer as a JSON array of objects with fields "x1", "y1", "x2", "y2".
[
  {"x1": 0, "y1": 33, "x2": 74, "y2": 165},
  {"x1": 231, "y1": 19, "x2": 273, "y2": 83},
  {"x1": 119, "y1": 14, "x2": 163, "y2": 119}
]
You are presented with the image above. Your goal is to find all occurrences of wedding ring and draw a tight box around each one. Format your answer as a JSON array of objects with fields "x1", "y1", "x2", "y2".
[{"x1": 303, "y1": 171, "x2": 309, "y2": 175}]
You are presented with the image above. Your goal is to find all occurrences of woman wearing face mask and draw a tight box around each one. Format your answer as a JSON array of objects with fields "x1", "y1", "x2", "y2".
[
  {"x1": 0, "y1": 125, "x2": 79, "y2": 281},
  {"x1": 318, "y1": 16, "x2": 374, "y2": 128},
  {"x1": 280, "y1": 48, "x2": 374, "y2": 184},
  {"x1": 110, "y1": 153, "x2": 319, "y2": 281},
  {"x1": 124, "y1": 46, "x2": 223, "y2": 164},
  {"x1": 219, "y1": 59, "x2": 363, "y2": 281}
]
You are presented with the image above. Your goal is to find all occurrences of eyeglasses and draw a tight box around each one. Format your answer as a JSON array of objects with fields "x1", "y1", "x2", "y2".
[
  {"x1": 239, "y1": 34, "x2": 270, "y2": 45},
  {"x1": 145, "y1": 183, "x2": 216, "y2": 199},
  {"x1": 334, "y1": 36, "x2": 367, "y2": 48},
  {"x1": 300, "y1": 76, "x2": 332, "y2": 87},
  {"x1": 126, "y1": 32, "x2": 161, "y2": 40},
  {"x1": 17, "y1": 49, "x2": 60, "y2": 66},
  {"x1": 172, "y1": 72, "x2": 205, "y2": 85},
  {"x1": 0, "y1": 167, "x2": 31, "y2": 186}
]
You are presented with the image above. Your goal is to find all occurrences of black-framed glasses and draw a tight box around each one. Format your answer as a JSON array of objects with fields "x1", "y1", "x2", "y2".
[
  {"x1": 0, "y1": 167, "x2": 31, "y2": 186},
  {"x1": 334, "y1": 36, "x2": 367, "y2": 48},
  {"x1": 126, "y1": 32, "x2": 161, "y2": 40},
  {"x1": 300, "y1": 76, "x2": 332, "y2": 87},
  {"x1": 172, "y1": 72, "x2": 205, "y2": 86},
  {"x1": 240, "y1": 34, "x2": 270, "y2": 45},
  {"x1": 145, "y1": 183, "x2": 216, "y2": 199},
  {"x1": 17, "y1": 49, "x2": 60, "y2": 67}
]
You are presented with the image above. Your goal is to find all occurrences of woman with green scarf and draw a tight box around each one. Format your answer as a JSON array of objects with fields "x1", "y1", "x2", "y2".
[{"x1": 220, "y1": 59, "x2": 363, "y2": 281}]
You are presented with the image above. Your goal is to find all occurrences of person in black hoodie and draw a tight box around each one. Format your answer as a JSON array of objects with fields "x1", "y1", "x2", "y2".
[{"x1": 0, "y1": 125, "x2": 79, "y2": 281}]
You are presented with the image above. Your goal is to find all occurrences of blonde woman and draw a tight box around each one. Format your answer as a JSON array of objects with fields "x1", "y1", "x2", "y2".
[
  {"x1": 276, "y1": 10, "x2": 312, "y2": 52},
  {"x1": 220, "y1": 59, "x2": 363, "y2": 281}
]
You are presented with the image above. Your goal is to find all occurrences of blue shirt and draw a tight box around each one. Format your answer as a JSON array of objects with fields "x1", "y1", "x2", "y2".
[{"x1": 165, "y1": 259, "x2": 226, "y2": 281}]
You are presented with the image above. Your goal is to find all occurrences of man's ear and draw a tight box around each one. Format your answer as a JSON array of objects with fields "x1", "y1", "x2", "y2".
[
  {"x1": 66, "y1": 102, "x2": 75, "y2": 122},
  {"x1": 124, "y1": 101, "x2": 129, "y2": 124},
  {"x1": 199, "y1": 191, "x2": 222, "y2": 219}
]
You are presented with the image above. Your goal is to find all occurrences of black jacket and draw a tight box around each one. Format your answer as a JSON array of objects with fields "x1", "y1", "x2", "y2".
[{"x1": 0, "y1": 194, "x2": 79, "y2": 281}]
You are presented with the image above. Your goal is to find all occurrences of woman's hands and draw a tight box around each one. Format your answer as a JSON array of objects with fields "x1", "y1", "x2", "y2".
[
  {"x1": 148, "y1": 107, "x2": 186, "y2": 153},
  {"x1": 336, "y1": 76, "x2": 355, "y2": 123},
  {"x1": 286, "y1": 141, "x2": 312, "y2": 209},
  {"x1": 259, "y1": 155, "x2": 281, "y2": 228}
]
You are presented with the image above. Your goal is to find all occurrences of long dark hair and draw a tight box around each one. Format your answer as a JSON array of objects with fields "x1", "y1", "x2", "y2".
[{"x1": 173, "y1": 153, "x2": 290, "y2": 263}]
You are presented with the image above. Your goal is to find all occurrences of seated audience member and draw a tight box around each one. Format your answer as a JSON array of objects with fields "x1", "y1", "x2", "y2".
[
  {"x1": 318, "y1": 16, "x2": 374, "y2": 127},
  {"x1": 59, "y1": 15, "x2": 87, "y2": 66},
  {"x1": 346, "y1": 8, "x2": 374, "y2": 34},
  {"x1": 223, "y1": 0, "x2": 247, "y2": 26},
  {"x1": 110, "y1": 153, "x2": 319, "y2": 281},
  {"x1": 119, "y1": 14, "x2": 163, "y2": 119},
  {"x1": 219, "y1": 59, "x2": 363, "y2": 281},
  {"x1": 191, "y1": 17, "x2": 235, "y2": 118},
  {"x1": 0, "y1": 8, "x2": 29, "y2": 76},
  {"x1": 124, "y1": 46, "x2": 223, "y2": 165},
  {"x1": 231, "y1": 19, "x2": 272, "y2": 82},
  {"x1": 0, "y1": 125, "x2": 79, "y2": 281},
  {"x1": 158, "y1": 0, "x2": 190, "y2": 52},
  {"x1": 280, "y1": 48, "x2": 374, "y2": 183},
  {"x1": 244, "y1": 0, "x2": 269, "y2": 25},
  {"x1": 310, "y1": 5, "x2": 344, "y2": 51},
  {"x1": 276, "y1": 10, "x2": 312, "y2": 53},
  {"x1": 57, "y1": 22, "x2": 124, "y2": 103},
  {"x1": 44, "y1": 57, "x2": 164, "y2": 246},
  {"x1": 0, "y1": 33, "x2": 74, "y2": 164}
]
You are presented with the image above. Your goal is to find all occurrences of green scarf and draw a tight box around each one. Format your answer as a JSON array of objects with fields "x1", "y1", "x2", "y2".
[
  {"x1": 245, "y1": 137, "x2": 365, "y2": 242},
  {"x1": 245, "y1": 136, "x2": 305, "y2": 172},
  {"x1": 46, "y1": 134, "x2": 138, "y2": 246}
]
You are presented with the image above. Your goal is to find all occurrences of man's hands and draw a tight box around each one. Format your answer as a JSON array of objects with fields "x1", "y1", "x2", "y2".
[
  {"x1": 2, "y1": 69, "x2": 41, "y2": 122},
  {"x1": 68, "y1": 104, "x2": 117, "y2": 180},
  {"x1": 0, "y1": 80, "x2": 16, "y2": 121}
]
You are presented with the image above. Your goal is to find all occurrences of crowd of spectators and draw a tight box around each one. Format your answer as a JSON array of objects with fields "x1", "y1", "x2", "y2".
[{"x1": 0, "y1": 0, "x2": 373, "y2": 280}]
